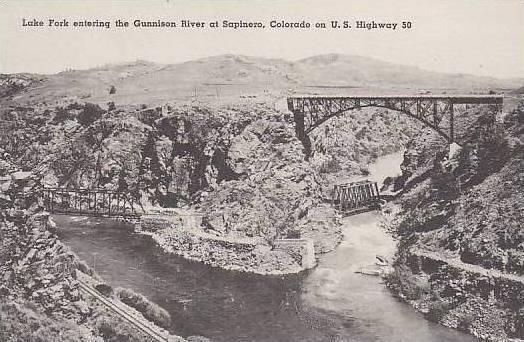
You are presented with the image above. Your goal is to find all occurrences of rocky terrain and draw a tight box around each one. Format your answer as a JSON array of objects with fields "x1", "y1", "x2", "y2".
[
  {"x1": 0, "y1": 68, "x2": 418, "y2": 274},
  {"x1": 385, "y1": 100, "x2": 524, "y2": 341},
  {"x1": 0, "y1": 56, "x2": 421, "y2": 339},
  {"x1": 1, "y1": 54, "x2": 522, "y2": 340},
  {"x1": 0, "y1": 149, "x2": 215, "y2": 341}
]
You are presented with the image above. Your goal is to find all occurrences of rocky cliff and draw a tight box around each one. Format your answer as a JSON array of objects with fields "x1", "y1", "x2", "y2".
[{"x1": 386, "y1": 101, "x2": 524, "y2": 341}]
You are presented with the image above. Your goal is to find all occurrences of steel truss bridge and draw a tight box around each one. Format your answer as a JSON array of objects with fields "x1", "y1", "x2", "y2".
[
  {"x1": 332, "y1": 181, "x2": 381, "y2": 215},
  {"x1": 43, "y1": 187, "x2": 142, "y2": 218},
  {"x1": 287, "y1": 95, "x2": 503, "y2": 158}
]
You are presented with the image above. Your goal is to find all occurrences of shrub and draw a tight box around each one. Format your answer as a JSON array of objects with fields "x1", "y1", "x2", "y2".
[
  {"x1": 360, "y1": 166, "x2": 370, "y2": 176},
  {"x1": 76, "y1": 259, "x2": 94, "y2": 276},
  {"x1": 457, "y1": 313, "x2": 475, "y2": 332},
  {"x1": 52, "y1": 106, "x2": 73, "y2": 124},
  {"x1": 77, "y1": 103, "x2": 105, "y2": 126},
  {"x1": 116, "y1": 287, "x2": 171, "y2": 329},
  {"x1": 95, "y1": 316, "x2": 133, "y2": 342},
  {"x1": 427, "y1": 299, "x2": 450, "y2": 323},
  {"x1": 95, "y1": 283, "x2": 113, "y2": 297},
  {"x1": 318, "y1": 157, "x2": 341, "y2": 174},
  {"x1": 387, "y1": 264, "x2": 429, "y2": 301}
]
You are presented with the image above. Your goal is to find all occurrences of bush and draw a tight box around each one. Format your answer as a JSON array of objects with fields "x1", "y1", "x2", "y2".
[
  {"x1": 387, "y1": 264, "x2": 429, "y2": 301},
  {"x1": 427, "y1": 298, "x2": 451, "y2": 323},
  {"x1": 77, "y1": 103, "x2": 105, "y2": 127},
  {"x1": 95, "y1": 316, "x2": 134, "y2": 342},
  {"x1": 318, "y1": 157, "x2": 341, "y2": 174},
  {"x1": 76, "y1": 259, "x2": 94, "y2": 276},
  {"x1": 116, "y1": 287, "x2": 171, "y2": 329},
  {"x1": 457, "y1": 313, "x2": 475, "y2": 332},
  {"x1": 52, "y1": 106, "x2": 73, "y2": 124},
  {"x1": 95, "y1": 283, "x2": 113, "y2": 297}
]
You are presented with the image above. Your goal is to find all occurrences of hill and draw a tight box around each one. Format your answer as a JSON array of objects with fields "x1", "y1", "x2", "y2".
[{"x1": 1, "y1": 54, "x2": 522, "y2": 107}]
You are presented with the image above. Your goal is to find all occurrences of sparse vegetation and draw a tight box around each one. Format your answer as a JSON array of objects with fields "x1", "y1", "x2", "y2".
[
  {"x1": 116, "y1": 287, "x2": 172, "y2": 329},
  {"x1": 386, "y1": 264, "x2": 430, "y2": 301},
  {"x1": 0, "y1": 301, "x2": 88, "y2": 342},
  {"x1": 426, "y1": 295, "x2": 451, "y2": 323},
  {"x1": 77, "y1": 102, "x2": 105, "y2": 127}
]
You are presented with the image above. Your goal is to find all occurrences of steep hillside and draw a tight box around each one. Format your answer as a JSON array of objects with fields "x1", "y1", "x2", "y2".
[{"x1": 386, "y1": 99, "x2": 524, "y2": 341}]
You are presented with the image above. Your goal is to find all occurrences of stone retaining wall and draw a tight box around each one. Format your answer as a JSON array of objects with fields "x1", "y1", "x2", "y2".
[{"x1": 273, "y1": 239, "x2": 316, "y2": 269}]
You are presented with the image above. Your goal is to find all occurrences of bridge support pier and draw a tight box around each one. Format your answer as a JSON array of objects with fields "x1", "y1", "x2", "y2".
[
  {"x1": 450, "y1": 103, "x2": 454, "y2": 143},
  {"x1": 292, "y1": 109, "x2": 313, "y2": 159}
]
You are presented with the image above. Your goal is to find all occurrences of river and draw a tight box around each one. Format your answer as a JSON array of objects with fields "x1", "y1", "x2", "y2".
[{"x1": 56, "y1": 151, "x2": 477, "y2": 342}]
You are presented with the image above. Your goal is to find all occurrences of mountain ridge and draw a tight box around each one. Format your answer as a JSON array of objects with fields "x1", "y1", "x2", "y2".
[{"x1": 2, "y1": 54, "x2": 522, "y2": 106}]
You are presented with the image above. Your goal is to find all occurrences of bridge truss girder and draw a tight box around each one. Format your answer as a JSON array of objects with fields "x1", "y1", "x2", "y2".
[
  {"x1": 332, "y1": 181, "x2": 381, "y2": 214},
  {"x1": 287, "y1": 95, "x2": 503, "y2": 158},
  {"x1": 42, "y1": 187, "x2": 141, "y2": 218}
]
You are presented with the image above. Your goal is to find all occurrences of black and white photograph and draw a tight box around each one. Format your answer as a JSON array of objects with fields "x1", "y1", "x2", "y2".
[{"x1": 0, "y1": 1, "x2": 523, "y2": 341}]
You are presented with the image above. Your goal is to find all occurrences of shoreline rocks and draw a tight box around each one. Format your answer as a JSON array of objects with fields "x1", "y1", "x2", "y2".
[{"x1": 139, "y1": 220, "x2": 315, "y2": 275}]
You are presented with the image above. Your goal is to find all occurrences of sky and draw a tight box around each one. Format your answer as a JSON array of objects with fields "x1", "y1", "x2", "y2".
[{"x1": 1, "y1": 0, "x2": 523, "y2": 78}]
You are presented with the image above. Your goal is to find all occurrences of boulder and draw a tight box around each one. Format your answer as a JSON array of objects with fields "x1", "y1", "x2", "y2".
[{"x1": 11, "y1": 171, "x2": 33, "y2": 181}]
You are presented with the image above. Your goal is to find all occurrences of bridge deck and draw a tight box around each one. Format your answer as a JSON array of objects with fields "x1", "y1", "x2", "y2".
[
  {"x1": 287, "y1": 94, "x2": 504, "y2": 158},
  {"x1": 288, "y1": 94, "x2": 503, "y2": 104}
]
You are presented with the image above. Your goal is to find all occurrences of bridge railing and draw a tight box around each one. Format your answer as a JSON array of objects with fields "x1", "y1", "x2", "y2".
[
  {"x1": 42, "y1": 187, "x2": 142, "y2": 218},
  {"x1": 332, "y1": 180, "x2": 381, "y2": 214}
]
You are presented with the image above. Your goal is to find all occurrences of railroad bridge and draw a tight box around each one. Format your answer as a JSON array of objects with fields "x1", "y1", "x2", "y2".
[
  {"x1": 42, "y1": 187, "x2": 142, "y2": 218},
  {"x1": 287, "y1": 95, "x2": 503, "y2": 158},
  {"x1": 332, "y1": 181, "x2": 381, "y2": 215}
]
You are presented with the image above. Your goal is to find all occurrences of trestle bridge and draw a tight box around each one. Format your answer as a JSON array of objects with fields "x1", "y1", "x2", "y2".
[
  {"x1": 332, "y1": 181, "x2": 381, "y2": 215},
  {"x1": 42, "y1": 187, "x2": 142, "y2": 218}
]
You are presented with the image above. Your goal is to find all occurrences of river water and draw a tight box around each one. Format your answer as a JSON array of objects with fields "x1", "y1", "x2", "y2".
[{"x1": 56, "y1": 151, "x2": 477, "y2": 342}]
